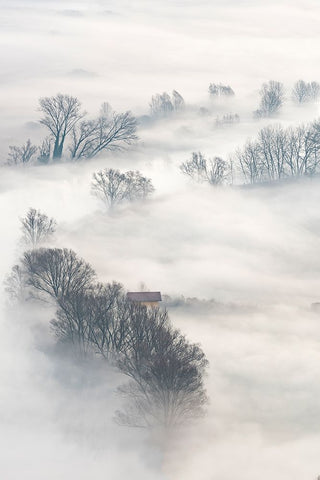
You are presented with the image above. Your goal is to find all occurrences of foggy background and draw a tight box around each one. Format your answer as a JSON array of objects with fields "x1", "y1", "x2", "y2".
[{"x1": 1, "y1": 0, "x2": 320, "y2": 479}]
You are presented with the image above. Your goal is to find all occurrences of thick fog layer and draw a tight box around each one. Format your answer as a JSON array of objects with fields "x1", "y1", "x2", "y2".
[{"x1": 1, "y1": 1, "x2": 320, "y2": 479}]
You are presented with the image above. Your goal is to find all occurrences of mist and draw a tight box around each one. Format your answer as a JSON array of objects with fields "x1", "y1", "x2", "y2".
[{"x1": 1, "y1": 1, "x2": 320, "y2": 479}]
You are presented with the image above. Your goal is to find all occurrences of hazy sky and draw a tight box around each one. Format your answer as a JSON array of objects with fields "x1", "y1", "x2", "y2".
[{"x1": 1, "y1": 1, "x2": 320, "y2": 479}]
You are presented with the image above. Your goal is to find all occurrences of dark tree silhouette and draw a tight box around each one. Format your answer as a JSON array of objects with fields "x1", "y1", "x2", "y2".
[
  {"x1": 23, "y1": 248, "x2": 96, "y2": 300},
  {"x1": 69, "y1": 111, "x2": 137, "y2": 160},
  {"x1": 115, "y1": 304, "x2": 208, "y2": 428},
  {"x1": 39, "y1": 94, "x2": 84, "y2": 160},
  {"x1": 52, "y1": 282, "x2": 126, "y2": 358}
]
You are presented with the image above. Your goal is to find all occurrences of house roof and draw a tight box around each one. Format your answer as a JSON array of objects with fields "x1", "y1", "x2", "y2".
[{"x1": 127, "y1": 291, "x2": 162, "y2": 302}]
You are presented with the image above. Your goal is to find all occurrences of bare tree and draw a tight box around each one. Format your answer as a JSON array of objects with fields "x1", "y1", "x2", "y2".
[
  {"x1": 258, "y1": 125, "x2": 287, "y2": 181},
  {"x1": 254, "y1": 80, "x2": 284, "y2": 117},
  {"x1": 180, "y1": 152, "x2": 229, "y2": 186},
  {"x1": 234, "y1": 140, "x2": 263, "y2": 184},
  {"x1": 37, "y1": 137, "x2": 52, "y2": 164},
  {"x1": 115, "y1": 304, "x2": 208, "y2": 428},
  {"x1": 4, "y1": 265, "x2": 28, "y2": 303},
  {"x1": 209, "y1": 83, "x2": 235, "y2": 97},
  {"x1": 91, "y1": 168, "x2": 154, "y2": 209},
  {"x1": 39, "y1": 94, "x2": 84, "y2": 160},
  {"x1": 69, "y1": 111, "x2": 137, "y2": 160},
  {"x1": 7, "y1": 139, "x2": 38, "y2": 165},
  {"x1": 51, "y1": 282, "x2": 126, "y2": 358},
  {"x1": 22, "y1": 248, "x2": 96, "y2": 301},
  {"x1": 292, "y1": 80, "x2": 309, "y2": 104},
  {"x1": 20, "y1": 208, "x2": 56, "y2": 248}
]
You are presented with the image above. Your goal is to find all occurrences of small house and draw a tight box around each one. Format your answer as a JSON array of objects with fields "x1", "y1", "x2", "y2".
[{"x1": 127, "y1": 291, "x2": 162, "y2": 307}]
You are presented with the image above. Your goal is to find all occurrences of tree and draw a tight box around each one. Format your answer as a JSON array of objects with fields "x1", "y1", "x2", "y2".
[
  {"x1": 51, "y1": 282, "x2": 126, "y2": 358},
  {"x1": 39, "y1": 94, "x2": 83, "y2": 160},
  {"x1": 292, "y1": 80, "x2": 320, "y2": 104},
  {"x1": 115, "y1": 304, "x2": 208, "y2": 428},
  {"x1": 258, "y1": 125, "x2": 287, "y2": 181},
  {"x1": 20, "y1": 208, "x2": 56, "y2": 248},
  {"x1": 172, "y1": 90, "x2": 185, "y2": 111},
  {"x1": 7, "y1": 139, "x2": 38, "y2": 165},
  {"x1": 69, "y1": 111, "x2": 137, "y2": 160},
  {"x1": 209, "y1": 83, "x2": 235, "y2": 97},
  {"x1": 37, "y1": 137, "x2": 52, "y2": 164},
  {"x1": 22, "y1": 248, "x2": 96, "y2": 301},
  {"x1": 4, "y1": 265, "x2": 28, "y2": 303},
  {"x1": 91, "y1": 168, "x2": 154, "y2": 209},
  {"x1": 234, "y1": 140, "x2": 264, "y2": 184},
  {"x1": 180, "y1": 152, "x2": 229, "y2": 186},
  {"x1": 254, "y1": 80, "x2": 284, "y2": 117}
]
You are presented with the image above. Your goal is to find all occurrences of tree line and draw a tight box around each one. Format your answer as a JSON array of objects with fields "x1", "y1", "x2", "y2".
[
  {"x1": 234, "y1": 122, "x2": 320, "y2": 184},
  {"x1": 6, "y1": 79, "x2": 320, "y2": 166},
  {"x1": 6, "y1": 211, "x2": 208, "y2": 429},
  {"x1": 180, "y1": 120, "x2": 320, "y2": 186}
]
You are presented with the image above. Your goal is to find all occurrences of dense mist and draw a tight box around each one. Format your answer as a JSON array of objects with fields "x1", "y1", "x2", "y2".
[{"x1": 1, "y1": 1, "x2": 320, "y2": 479}]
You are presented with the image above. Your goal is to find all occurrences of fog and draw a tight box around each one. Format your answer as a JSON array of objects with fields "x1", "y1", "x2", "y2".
[{"x1": 1, "y1": 1, "x2": 320, "y2": 479}]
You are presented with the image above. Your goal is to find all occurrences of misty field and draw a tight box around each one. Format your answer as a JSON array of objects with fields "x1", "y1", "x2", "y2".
[{"x1": 1, "y1": 1, "x2": 320, "y2": 480}]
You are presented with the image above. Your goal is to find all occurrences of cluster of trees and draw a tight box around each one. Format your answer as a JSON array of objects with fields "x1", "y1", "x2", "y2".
[
  {"x1": 254, "y1": 79, "x2": 320, "y2": 118},
  {"x1": 209, "y1": 83, "x2": 235, "y2": 97},
  {"x1": 180, "y1": 152, "x2": 230, "y2": 186},
  {"x1": 149, "y1": 90, "x2": 185, "y2": 117},
  {"x1": 215, "y1": 113, "x2": 240, "y2": 127},
  {"x1": 91, "y1": 168, "x2": 154, "y2": 209},
  {"x1": 7, "y1": 246, "x2": 208, "y2": 429},
  {"x1": 180, "y1": 117, "x2": 320, "y2": 187},
  {"x1": 7, "y1": 94, "x2": 138, "y2": 165},
  {"x1": 234, "y1": 121, "x2": 320, "y2": 183}
]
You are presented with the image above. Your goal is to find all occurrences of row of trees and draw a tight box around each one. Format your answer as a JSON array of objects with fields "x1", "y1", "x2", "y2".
[
  {"x1": 7, "y1": 94, "x2": 138, "y2": 165},
  {"x1": 7, "y1": 247, "x2": 208, "y2": 429},
  {"x1": 148, "y1": 80, "x2": 320, "y2": 121},
  {"x1": 180, "y1": 119, "x2": 320, "y2": 186},
  {"x1": 234, "y1": 121, "x2": 320, "y2": 183},
  {"x1": 6, "y1": 80, "x2": 320, "y2": 165}
]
